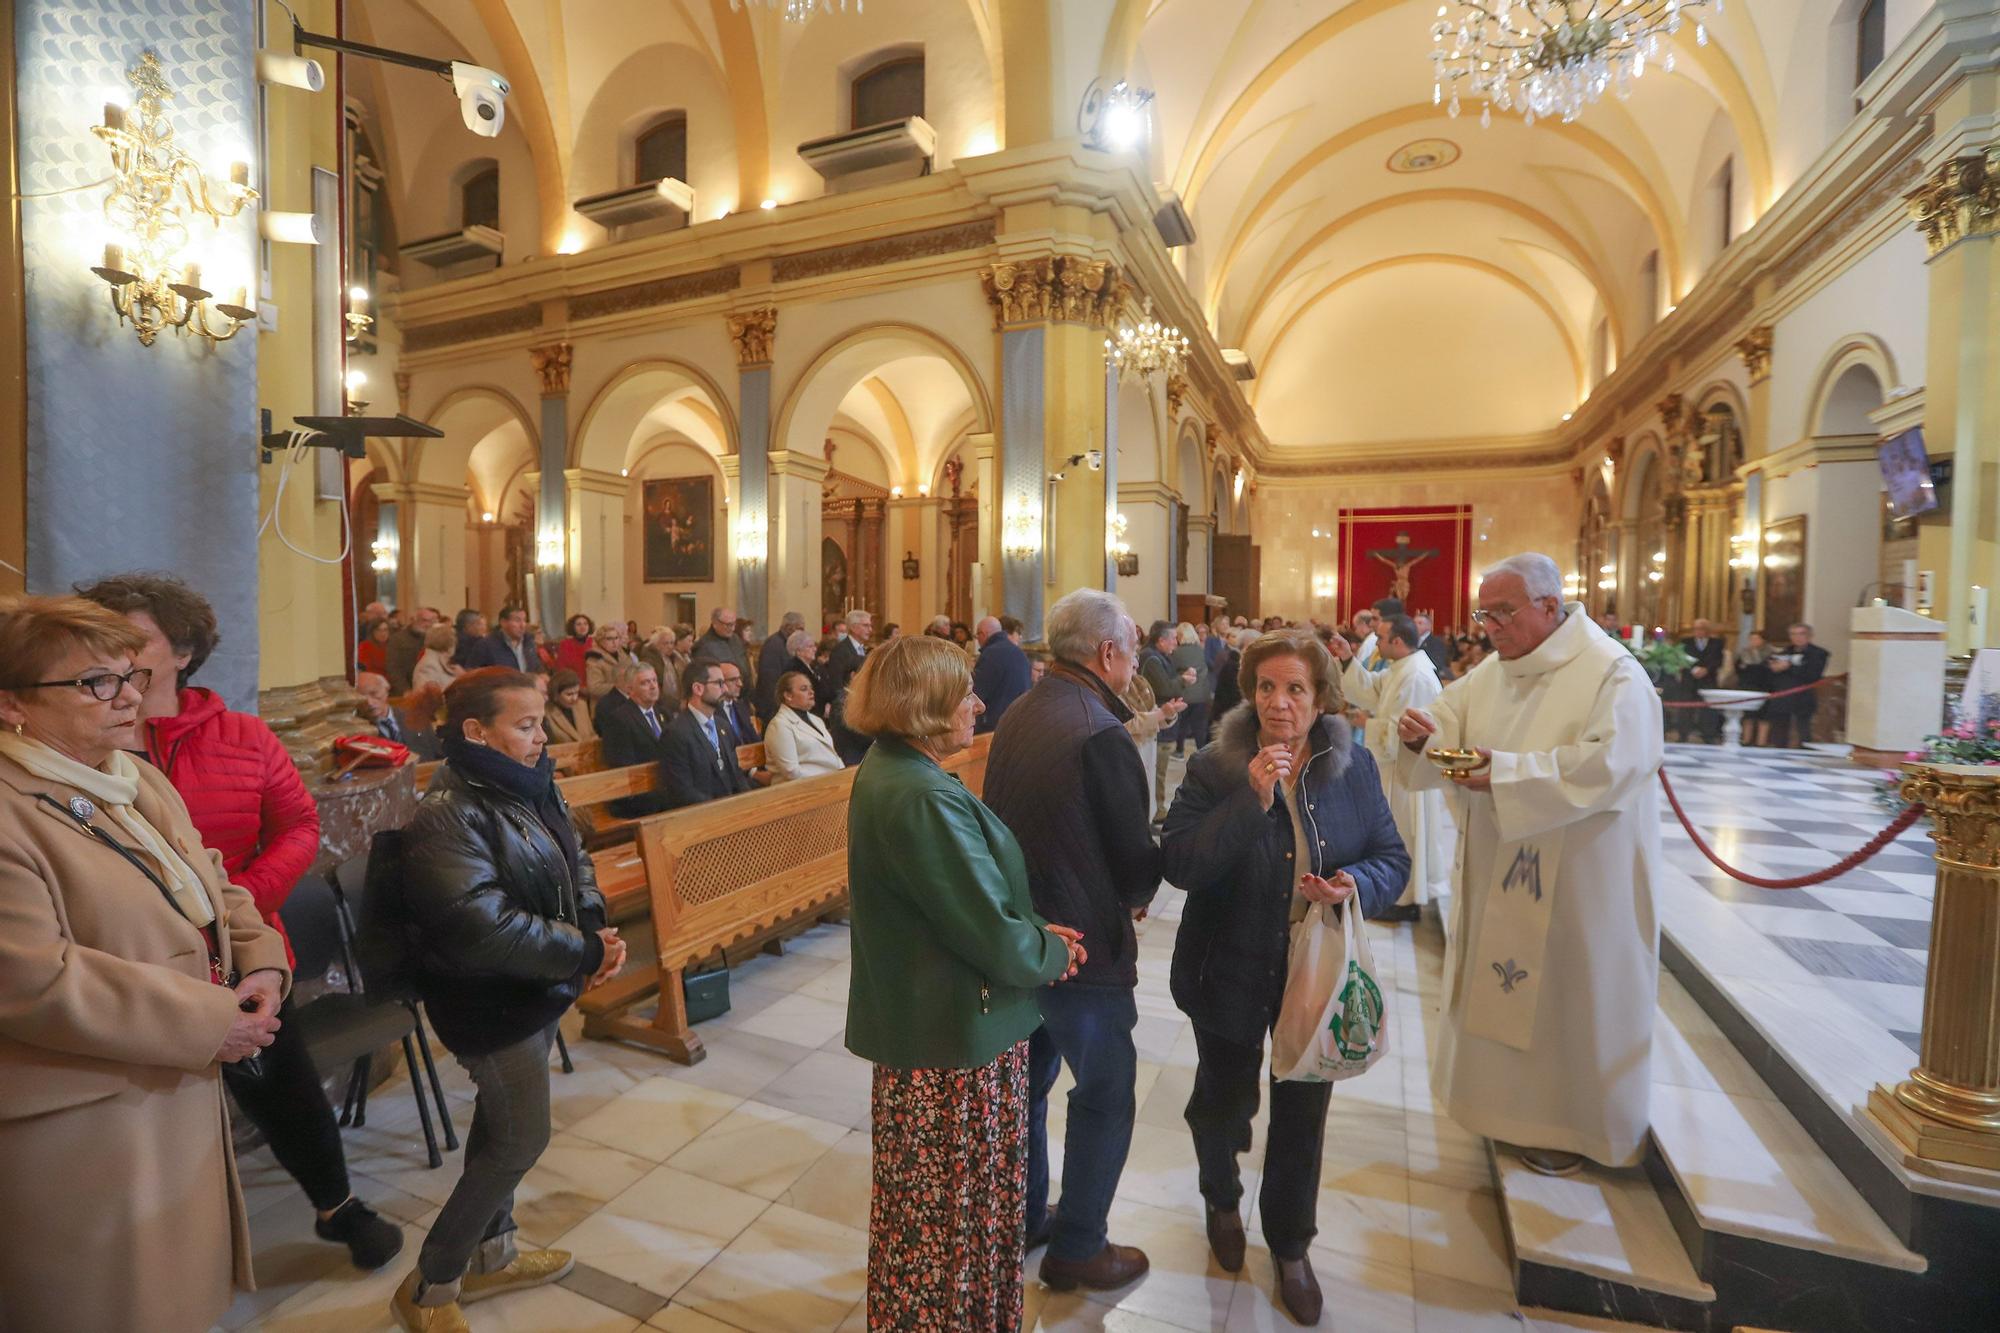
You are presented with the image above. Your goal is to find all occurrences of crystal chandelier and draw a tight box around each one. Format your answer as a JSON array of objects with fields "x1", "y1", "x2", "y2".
[
  {"x1": 1106, "y1": 296, "x2": 1190, "y2": 384},
  {"x1": 729, "y1": 0, "x2": 862, "y2": 21},
  {"x1": 1431, "y1": 0, "x2": 1721, "y2": 127}
]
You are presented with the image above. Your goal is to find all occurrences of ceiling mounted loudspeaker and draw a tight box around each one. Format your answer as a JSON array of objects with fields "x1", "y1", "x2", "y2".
[
  {"x1": 1153, "y1": 192, "x2": 1196, "y2": 248},
  {"x1": 1221, "y1": 349, "x2": 1256, "y2": 382}
]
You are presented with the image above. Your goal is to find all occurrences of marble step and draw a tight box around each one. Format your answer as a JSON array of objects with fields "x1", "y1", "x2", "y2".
[
  {"x1": 1648, "y1": 971, "x2": 1927, "y2": 1275},
  {"x1": 1495, "y1": 1144, "x2": 1716, "y2": 1331}
]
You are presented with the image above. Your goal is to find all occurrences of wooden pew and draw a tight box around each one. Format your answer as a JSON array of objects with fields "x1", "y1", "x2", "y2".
[
  {"x1": 412, "y1": 739, "x2": 599, "y2": 795},
  {"x1": 579, "y1": 733, "x2": 993, "y2": 1064}
]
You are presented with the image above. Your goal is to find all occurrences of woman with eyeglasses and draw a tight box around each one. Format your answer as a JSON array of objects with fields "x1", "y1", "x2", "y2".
[
  {"x1": 77, "y1": 573, "x2": 406, "y2": 1273},
  {"x1": 0, "y1": 595, "x2": 292, "y2": 1332}
]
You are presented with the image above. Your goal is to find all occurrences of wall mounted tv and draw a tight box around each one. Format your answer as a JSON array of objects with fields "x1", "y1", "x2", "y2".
[{"x1": 1879, "y1": 427, "x2": 1938, "y2": 520}]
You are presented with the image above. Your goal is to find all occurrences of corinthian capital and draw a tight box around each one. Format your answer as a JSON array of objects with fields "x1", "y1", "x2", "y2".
[
  {"x1": 529, "y1": 341, "x2": 573, "y2": 397},
  {"x1": 1907, "y1": 150, "x2": 2000, "y2": 257},
  {"x1": 728, "y1": 307, "x2": 778, "y2": 368}
]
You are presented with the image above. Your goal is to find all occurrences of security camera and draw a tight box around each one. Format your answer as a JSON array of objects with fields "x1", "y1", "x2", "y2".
[
  {"x1": 1085, "y1": 449, "x2": 1104, "y2": 471},
  {"x1": 451, "y1": 63, "x2": 510, "y2": 138}
]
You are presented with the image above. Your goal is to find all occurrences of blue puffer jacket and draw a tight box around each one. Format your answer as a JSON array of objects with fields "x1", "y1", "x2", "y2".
[{"x1": 1161, "y1": 704, "x2": 1409, "y2": 1046}]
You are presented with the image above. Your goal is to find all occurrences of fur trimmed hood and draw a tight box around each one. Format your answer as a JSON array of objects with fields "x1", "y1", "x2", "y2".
[{"x1": 1208, "y1": 702, "x2": 1354, "y2": 782}]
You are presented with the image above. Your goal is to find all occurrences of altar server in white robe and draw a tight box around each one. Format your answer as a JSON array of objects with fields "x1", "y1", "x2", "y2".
[
  {"x1": 1395, "y1": 553, "x2": 1662, "y2": 1176},
  {"x1": 1336, "y1": 611, "x2": 1385, "y2": 713},
  {"x1": 1364, "y1": 615, "x2": 1456, "y2": 922}
]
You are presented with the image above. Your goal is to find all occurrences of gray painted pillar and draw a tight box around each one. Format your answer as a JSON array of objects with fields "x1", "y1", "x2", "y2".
[
  {"x1": 16, "y1": 1, "x2": 260, "y2": 707},
  {"x1": 737, "y1": 365, "x2": 772, "y2": 622},
  {"x1": 1102, "y1": 360, "x2": 1120, "y2": 593},
  {"x1": 1165, "y1": 492, "x2": 1180, "y2": 622},
  {"x1": 537, "y1": 390, "x2": 568, "y2": 626},
  {"x1": 1000, "y1": 327, "x2": 1046, "y2": 639}
]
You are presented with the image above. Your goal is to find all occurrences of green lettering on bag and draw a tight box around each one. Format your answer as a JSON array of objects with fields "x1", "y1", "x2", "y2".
[{"x1": 1328, "y1": 961, "x2": 1384, "y2": 1062}]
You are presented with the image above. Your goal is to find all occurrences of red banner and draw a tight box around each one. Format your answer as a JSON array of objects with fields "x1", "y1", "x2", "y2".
[{"x1": 1336, "y1": 506, "x2": 1473, "y2": 630}]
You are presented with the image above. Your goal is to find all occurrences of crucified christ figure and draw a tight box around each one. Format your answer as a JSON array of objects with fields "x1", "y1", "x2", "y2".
[{"x1": 1368, "y1": 532, "x2": 1438, "y2": 603}]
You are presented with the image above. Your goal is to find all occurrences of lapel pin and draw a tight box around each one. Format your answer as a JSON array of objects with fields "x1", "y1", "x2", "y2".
[{"x1": 68, "y1": 796, "x2": 97, "y2": 821}]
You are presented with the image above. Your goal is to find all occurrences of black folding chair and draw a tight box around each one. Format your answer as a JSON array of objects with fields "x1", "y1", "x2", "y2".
[{"x1": 277, "y1": 858, "x2": 458, "y2": 1168}]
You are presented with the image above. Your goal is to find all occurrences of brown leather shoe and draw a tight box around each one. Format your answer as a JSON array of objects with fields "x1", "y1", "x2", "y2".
[
  {"x1": 1276, "y1": 1254, "x2": 1323, "y2": 1325},
  {"x1": 1205, "y1": 1205, "x2": 1245, "y2": 1272},
  {"x1": 1039, "y1": 1242, "x2": 1150, "y2": 1292}
]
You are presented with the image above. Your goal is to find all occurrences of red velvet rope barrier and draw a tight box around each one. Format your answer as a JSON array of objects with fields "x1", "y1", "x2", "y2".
[
  {"x1": 1657, "y1": 767, "x2": 1926, "y2": 889},
  {"x1": 1658, "y1": 673, "x2": 1846, "y2": 709}
]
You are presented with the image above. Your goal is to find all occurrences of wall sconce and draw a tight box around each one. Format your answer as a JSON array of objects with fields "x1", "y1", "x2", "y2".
[
  {"x1": 90, "y1": 52, "x2": 257, "y2": 346},
  {"x1": 1109, "y1": 512, "x2": 1138, "y2": 577},
  {"x1": 890, "y1": 485, "x2": 904, "y2": 499},
  {"x1": 1312, "y1": 574, "x2": 1336, "y2": 601},
  {"x1": 1002, "y1": 494, "x2": 1041, "y2": 559},
  {"x1": 369, "y1": 536, "x2": 397, "y2": 574},
  {"x1": 535, "y1": 529, "x2": 564, "y2": 569},
  {"x1": 917, "y1": 482, "x2": 930, "y2": 497},
  {"x1": 902, "y1": 552, "x2": 920, "y2": 580},
  {"x1": 346, "y1": 285, "x2": 374, "y2": 343},
  {"x1": 734, "y1": 514, "x2": 767, "y2": 564}
]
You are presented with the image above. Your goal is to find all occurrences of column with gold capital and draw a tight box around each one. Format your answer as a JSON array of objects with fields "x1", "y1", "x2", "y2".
[
  {"x1": 1868, "y1": 763, "x2": 2000, "y2": 1172},
  {"x1": 529, "y1": 340, "x2": 574, "y2": 630},
  {"x1": 728, "y1": 307, "x2": 777, "y2": 627}
]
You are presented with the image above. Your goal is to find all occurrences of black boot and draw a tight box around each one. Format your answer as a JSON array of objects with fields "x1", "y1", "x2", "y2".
[{"x1": 317, "y1": 1197, "x2": 406, "y2": 1270}]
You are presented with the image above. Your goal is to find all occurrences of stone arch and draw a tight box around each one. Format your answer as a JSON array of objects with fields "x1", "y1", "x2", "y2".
[
  {"x1": 775, "y1": 323, "x2": 995, "y2": 490},
  {"x1": 1806, "y1": 334, "x2": 1899, "y2": 437},
  {"x1": 1619, "y1": 432, "x2": 1665, "y2": 522},
  {"x1": 1175, "y1": 423, "x2": 1207, "y2": 508},
  {"x1": 414, "y1": 386, "x2": 539, "y2": 488},
  {"x1": 572, "y1": 358, "x2": 739, "y2": 472}
]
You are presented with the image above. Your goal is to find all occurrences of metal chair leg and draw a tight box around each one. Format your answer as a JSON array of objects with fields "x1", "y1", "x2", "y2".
[
  {"x1": 554, "y1": 1027, "x2": 575, "y2": 1075},
  {"x1": 338, "y1": 1058, "x2": 366, "y2": 1127},
  {"x1": 351, "y1": 1053, "x2": 374, "y2": 1129},
  {"x1": 409, "y1": 1005, "x2": 458, "y2": 1151},
  {"x1": 401, "y1": 1034, "x2": 444, "y2": 1169}
]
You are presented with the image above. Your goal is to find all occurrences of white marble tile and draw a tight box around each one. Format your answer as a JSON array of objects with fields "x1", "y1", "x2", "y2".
[
  {"x1": 461, "y1": 1283, "x2": 642, "y2": 1332},
  {"x1": 751, "y1": 1047, "x2": 874, "y2": 1131},
  {"x1": 648, "y1": 1029, "x2": 817, "y2": 1102},
  {"x1": 731, "y1": 992, "x2": 852, "y2": 1053},
  {"x1": 1404, "y1": 1111, "x2": 1496, "y2": 1193},
  {"x1": 1652, "y1": 977, "x2": 1776, "y2": 1101},
  {"x1": 776, "y1": 1127, "x2": 872, "y2": 1230},
  {"x1": 1649, "y1": 1083, "x2": 1924, "y2": 1270},
  {"x1": 1804, "y1": 886, "x2": 1934, "y2": 918},
  {"x1": 1725, "y1": 975, "x2": 1919, "y2": 1110},
  {"x1": 564, "y1": 1076, "x2": 744, "y2": 1162},
  {"x1": 246, "y1": 1219, "x2": 426, "y2": 1333},
  {"x1": 1715, "y1": 904, "x2": 1890, "y2": 944},
  {"x1": 672, "y1": 1203, "x2": 866, "y2": 1332},
  {"x1": 509, "y1": 1132, "x2": 658, "y2": 1244},
  {"x1": 1311, "y1": 1166, "x2": 1413, "y2": 1272},
  {"x1": 645, "y1": 1303, "x2": 743, "y2": 1332},
  {"x1": 1492, "y1": 1149, "x2": 1712, "y2": 1301},
  {"x1": 1071, "y1": 1198, "x2": 1242, "y2": 1330},
  {"x1": 552, "y1": 1165, "x2": 768, "y2": 1299},
  {"x1": 1411, "y1": 1270, "x2": 1537, "y2": 1331},
  {"x1": 666, "y1": 1099, "x2": 849, "y2": 1200},
  {"x1": 1227, "y1": 1244, "x2": 1418, "y2": 1332},
  {"x1": 1407, "y1": 1182, "x2": 1512, "y2": 1294}
]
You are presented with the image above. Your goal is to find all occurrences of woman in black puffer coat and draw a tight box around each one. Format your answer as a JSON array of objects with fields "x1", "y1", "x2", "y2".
[
  {"x1": 1160, "y1": 631, "x2": 1408, "y2": 1325},
  {"x1": 391, "y1": 668, "x2": 625, "y2": 1332}
]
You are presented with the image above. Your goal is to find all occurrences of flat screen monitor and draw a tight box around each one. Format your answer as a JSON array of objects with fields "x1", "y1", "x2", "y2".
[{"x1": 1879, "y1": 428, "x2": 1938, "y2": 520}]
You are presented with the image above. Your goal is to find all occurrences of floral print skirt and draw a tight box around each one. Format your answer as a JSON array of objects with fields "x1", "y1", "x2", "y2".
[{"x1": 867, "y1": 1040, "x2": 1030, "y2": 1331}]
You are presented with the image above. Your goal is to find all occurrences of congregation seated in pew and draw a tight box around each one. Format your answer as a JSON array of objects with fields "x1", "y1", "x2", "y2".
[
  {"x1": 661, "y1": 660, "x2": 755, "y2": 808},
  {"x1": 594, "y1": 660, "x2": 672, "y2": 817}
]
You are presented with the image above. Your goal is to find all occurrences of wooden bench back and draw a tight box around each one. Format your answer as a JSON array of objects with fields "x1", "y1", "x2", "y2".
[{"x1": 414, "y1": 739, "x2": 599, "y2": 794}]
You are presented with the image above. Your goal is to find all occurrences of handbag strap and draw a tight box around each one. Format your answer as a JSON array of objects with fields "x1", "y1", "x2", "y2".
[{"x1": 35, "y1": 793, "x2": 229, "y2": 982}]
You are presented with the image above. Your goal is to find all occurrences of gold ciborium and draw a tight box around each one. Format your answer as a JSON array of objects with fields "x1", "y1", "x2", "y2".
[{"x1": 1427, "y1": 747, "x2": 1489, "y2": 781}]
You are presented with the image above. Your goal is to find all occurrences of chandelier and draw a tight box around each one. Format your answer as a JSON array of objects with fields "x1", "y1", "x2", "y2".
[
  {"x1": 729, "y1": 0, "x2": 862, "y2": 21},
  {"x1": 88, "y1": 52, "x2": 258, "y2": 345},
  {"x1": 1106, "y1": 296, "x2": 1190, "y2": 384},
  {"x1": 1431, "y1": 0, "x2": 1720, "y2": 127}
]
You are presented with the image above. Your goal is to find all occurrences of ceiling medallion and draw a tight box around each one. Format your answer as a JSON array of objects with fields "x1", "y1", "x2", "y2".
[
  {"x1": 1388, "y1": 139, "x2": 1461, "y2": 174},
  {"x1": 729, "y1": 0, "x2": 861, "y2": 21},
  {"x1": 1431, "y1": 0, "x2": 1720, "y2": 127}
]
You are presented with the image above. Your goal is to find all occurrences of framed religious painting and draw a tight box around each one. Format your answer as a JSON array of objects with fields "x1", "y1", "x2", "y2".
[
  {"x1": 1760, "y1": 514, "x2": 1806, "y2": 635},
  {"x1": 642, "y1": 476, "x2": 715, "y2": 583}
]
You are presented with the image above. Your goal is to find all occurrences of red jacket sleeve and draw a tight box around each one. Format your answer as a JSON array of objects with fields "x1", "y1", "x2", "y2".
[{"x1": 234, "y1": 722, "x2": 323, "y2": 921}]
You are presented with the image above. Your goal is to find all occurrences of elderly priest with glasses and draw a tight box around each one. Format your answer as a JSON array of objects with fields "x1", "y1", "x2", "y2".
[{"x1": 1393, "y1": 552, "x2": 1663, "y2": 1177}]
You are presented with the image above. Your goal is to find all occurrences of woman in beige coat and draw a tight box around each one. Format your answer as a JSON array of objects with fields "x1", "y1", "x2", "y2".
[{"x1": 0, "y1": 596, "x2": 293, "y2": 1333}]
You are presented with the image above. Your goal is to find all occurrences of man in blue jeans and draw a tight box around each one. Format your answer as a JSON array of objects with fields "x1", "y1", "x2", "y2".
[{"x1": 983, "y1": 588, "x2": 1162, "y2": 1292}]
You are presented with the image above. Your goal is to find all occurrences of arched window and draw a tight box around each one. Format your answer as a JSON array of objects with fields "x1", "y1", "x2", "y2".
[
  {"x1": 1714, "y1": 158, "x2": 1735, "y2": 251},
  {"x1": 851, "y1": 54, "x2": 924, "y2": 130},
  {"x1": 461, "y1": 165, "x2": 499, "y2": 230},
  {"x1": 1856, "y1": 0, "x2": 1887, "y2": 86},
  {"x1": 635, "y1": 113, "x2": 688, "y2": 185}
]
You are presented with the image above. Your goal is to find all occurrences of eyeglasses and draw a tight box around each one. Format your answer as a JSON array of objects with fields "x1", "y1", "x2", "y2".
[
  {"x1": 24, "y1": 668, "x2": 154, "y2": 701},
  {"x1": 1471, "y1": 598, "x2": 1554, "y2": 628}
]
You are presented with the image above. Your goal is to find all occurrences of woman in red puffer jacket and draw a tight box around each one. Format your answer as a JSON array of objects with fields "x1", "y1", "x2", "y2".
[{"x1": 77, "y1": 574, "x2": 405, "y2": 1273}]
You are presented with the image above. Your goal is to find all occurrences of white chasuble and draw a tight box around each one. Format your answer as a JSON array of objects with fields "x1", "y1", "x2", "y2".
[
  {"x1": 1395, "y1": 605, "x2": 1663, "y2": 1167},
  {"x1": 1363, "y1": 652, "x2": 1457, "y2": 907}
]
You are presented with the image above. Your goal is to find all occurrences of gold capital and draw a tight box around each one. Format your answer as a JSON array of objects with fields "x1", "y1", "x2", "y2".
[
  {"x1": 1735, "y1": 325, "x2": 1773, "y2": 384},
  {"x1": 1166, "y1": 372, "x2": 1189, "y2": 419},
  {"x1": 727, "y1": 307, "x2": 777, "y2": 368},
  {"x1": 529, "y1": 341, "x2": 573, "y2": 397},
  {"x1": 1656, "y1": 392, "x2": 1685, "y2": 438},
  {"x1": 1907, "y1": 151, "x2": 2000, "y2": 257}
]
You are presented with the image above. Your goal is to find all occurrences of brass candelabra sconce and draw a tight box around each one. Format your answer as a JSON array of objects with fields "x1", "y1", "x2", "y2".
[{"x1": 88, "y1": 52, "x2": 258, "y2": 346}]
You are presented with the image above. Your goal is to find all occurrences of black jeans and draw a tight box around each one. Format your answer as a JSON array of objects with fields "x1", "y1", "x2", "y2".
[
  {"x1": 223, "y1": 993, "x2": 353, "y2": 1212},
  {"x1": 1184, "y1": 1024, "x2": 1333, "y2": 1261}
]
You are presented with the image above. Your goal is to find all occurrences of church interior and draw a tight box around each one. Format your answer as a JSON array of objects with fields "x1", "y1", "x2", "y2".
[{"x1": 7, "y1": 0, "x2": 2000, "y2": 1330}]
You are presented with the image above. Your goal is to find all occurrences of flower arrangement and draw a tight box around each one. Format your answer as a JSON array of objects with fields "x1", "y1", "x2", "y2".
[
  {"x1": 1631, "y1": 638, "x2": 1693, "y2": 681},
  {"x1": 1875, "y1": 711, "x2": 2000, "y2": 809}
]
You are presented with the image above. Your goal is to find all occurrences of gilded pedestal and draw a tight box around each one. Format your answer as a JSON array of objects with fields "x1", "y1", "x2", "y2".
[{"x1": 1868, "y1": 764, "x2": 2000, "y2": 1170}]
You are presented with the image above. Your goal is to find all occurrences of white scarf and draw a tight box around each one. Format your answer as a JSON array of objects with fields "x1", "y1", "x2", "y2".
[{"x1": 0, "y1": 733, "x2": 216, "y2": 928}]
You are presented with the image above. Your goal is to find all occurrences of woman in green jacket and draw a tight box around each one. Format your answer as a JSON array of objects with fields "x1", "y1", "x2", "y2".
[{"x1": 843, "y1": 635, "x2": 1084, "y2": 1331}]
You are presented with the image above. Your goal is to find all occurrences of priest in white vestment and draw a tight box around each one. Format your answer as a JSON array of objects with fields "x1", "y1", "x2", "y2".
[
  {"x1": 1363, "y1": 616, "x2": 1456, "y2": 921},
  {"x1": 1395, "y1": 553, "x2": 1662, "y2": 1175}
]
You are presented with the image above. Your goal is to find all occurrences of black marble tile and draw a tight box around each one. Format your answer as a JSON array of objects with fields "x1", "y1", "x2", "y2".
[
  {"x1": 1890, "y1": 1028, "x2": 1924, "y2": 1056},
  {"x1": 1850, "y1": 915, "x2": 1934, "y2": 951},
  {"x1": 1865, "y1": 854, "x2": 1942, "y2": 877},
  {"x1": 1768, "y1": 935, "x2": 1929, "y2": 985},
  {"x1": 1769, "y1": 817, "x2": 1895, "y2": 836},
  {"x1": 1700, "y1": 826, "x2": 1815, "y2": 847},
  {"x1": 559, "y1": 1261, "x2": 669, "y2": 1322},
  {"x1": 1701, "y1": 877, "x2": 1835, "y2": 909}
]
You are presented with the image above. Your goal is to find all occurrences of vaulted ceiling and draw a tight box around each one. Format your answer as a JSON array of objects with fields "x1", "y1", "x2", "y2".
[{"x1": 354, "y1": 0, "x2": 1904, "y2": 460}]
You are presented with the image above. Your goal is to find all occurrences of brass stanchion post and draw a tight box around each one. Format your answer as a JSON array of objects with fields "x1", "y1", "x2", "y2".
[{"x1": 1867, "y1": 764, "x2": 2000, "y2": 1169}]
